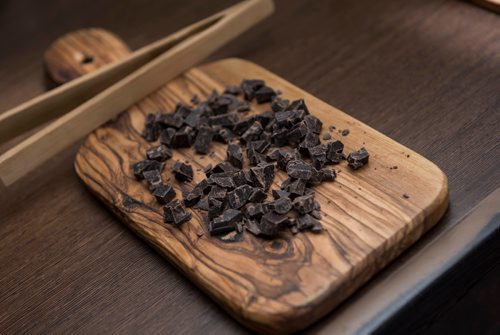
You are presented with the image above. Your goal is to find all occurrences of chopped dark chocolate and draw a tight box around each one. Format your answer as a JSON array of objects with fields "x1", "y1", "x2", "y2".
[
  {"x1": 286, "y1": 98, "x2": 309, "y2": 114},
  {"x1": 286, "y1": 160, "x2": 313, "y2": 180},
  {"x1": 296, "y1": 214, "x2": 322, "y2": 232},
  {"x1": 132, "y1": 159, "x2": 164, "y2": 180},
  {"x1": 228, "y1": 184, "x2": 253, "y2": 209},
  {"x1": 304, "y1": 115, "x2": 323, "y2": 134},
  {"x1": 146, "y1": 144, "x2": 172, "y2": 162},
  {"x1": 213, "y1": 126, "x2": 233, "y2": 143},
  {"x1": 208, "y1": 172, "x2": 235, "y2": 189},
  {"x1": 272, "y1": 189, "x2": 290, "y2": 200},
  {"x1": 271, "y1": 98, "x2": 289, "y2": 113},
  {"x1": 208, "y1": 185, "x2": 227, "y2": 201},
  {"x1": 194, "y1": 124, "x2": 213, "y2": 154},
  {"x1": 226, "y1": 143, "x2": 244, "y2": 168},
  {"x1": 249, "y1": 163, "x2": 275, "y2": 190},
  {"x1": 286, "y1": 178, "x2": 307, "y2": 196},
  {"x1": 319, "y1": 168, "x2": 337, "y2": 181},
  {"x1": 247, "y1": 140, "x2": 270, "y2": 154},
  {"x1": 152, "y1": 184, "x2": 176, "y2": 204},
  {"x1": 258, "y1": 212, "x2": 288, "y2": 237},
  {"x1": 248, "y1": 187, "x2": 267, "y2": 203},
  {"x1": 159, "y1": 128, "x2": 176, "y2": 147},
  {"x1": 143, "y1": 169, "x2": 162, "y2": 191},
  {"x1": 255, "y1": 86, "x2": 276, "y2": 104},
  {"x1": 208, "y1": 198, "x2": 225, "y2": 220},
  {"x1": 194, "y1": 198, "x2": 209, "y2": 211},
  {"x1": 341, "y1": 129, "x2": 350, "y2": 136},
  {"x1": 247, "y1": 148, "x2": 266, "y2": 166},
  {"x1": 209, "y1": 112, "x2": 239, "y2": 127},
  {"x1": 172, "y1": 126, "x2": 195, "y2": 148},
  {"x1": 209, "y1": 209, "x2": 241, "y2": 236},
  {"x1": 276, "y1": 149, "x2": 300, "y2": 171},
  {"x1": 272, "y1": 197, "x2": 292, "y2": 214},
  {"x1": 322, "y1": 133, "x2": 332, "y2": 140},
  {"x1": 163, "y1": 200, "x2": 192, "y2": 226},
  {"x1": 266, "y1": 147, "x2": 282, "y2": 161},
  {"x1": 240, "y1": 121, "x2": 263, "y2": 143},
  {"x1": 172, "y1": 161, "x2": 193, "y2": 182},
  {"x1": 232, "y1": 170, "x2": 247, "y2": 187},
  {"x1": 241, "y1": 79, "x2": 265, "y2": 101},
  {"x1": 293, "y1": 194, "x2": 315, "y2": 214},
  {"x1": 224, "y1": 85, "x2": 241, "y2": 96},
  {"x1": 326, "y1": 140, "x2": 345, "y2": 163},
  {"x1": 242, "y1": 202, "x2": 266, "y2": 219},
  {"x1": 210, "y1": 162, "x2": 237, "y2": 175},
  {"x1": 347, "y1": 147, "x2": 369, "y2": 170},
  {"x1": 142, "y1": 113, "x2": 161, "y2": 142},
  {"x1": 183, "y1": 190, "x2": 202, "y2": 207}
]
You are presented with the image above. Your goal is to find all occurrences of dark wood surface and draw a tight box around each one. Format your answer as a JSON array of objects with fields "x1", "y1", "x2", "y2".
[{"x1": 0, "y1": 0, "x2": 498, "y2": 334}]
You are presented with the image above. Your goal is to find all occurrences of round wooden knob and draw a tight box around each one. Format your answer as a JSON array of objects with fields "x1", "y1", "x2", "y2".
[{"x1": 43, "y1": 28, "x2": 131, "y2": 85}]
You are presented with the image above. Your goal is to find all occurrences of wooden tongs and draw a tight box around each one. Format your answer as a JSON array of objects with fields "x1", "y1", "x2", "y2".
[{"x1": 0, "y1": 0, "x2": 274, "y2": 187}]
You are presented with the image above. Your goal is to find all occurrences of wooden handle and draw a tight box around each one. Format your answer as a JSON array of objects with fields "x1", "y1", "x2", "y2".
[{"x1": 0, "y1": 0, "x2": 274, "y2": 187}]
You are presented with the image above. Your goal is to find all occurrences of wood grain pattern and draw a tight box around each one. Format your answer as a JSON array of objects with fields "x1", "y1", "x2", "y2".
[
  {"x1": 48, "y1": 30, "x2": 449, "y2": 333},
  {"x1": 2, "y1": 1, "x2": 498, "y2": 334}
]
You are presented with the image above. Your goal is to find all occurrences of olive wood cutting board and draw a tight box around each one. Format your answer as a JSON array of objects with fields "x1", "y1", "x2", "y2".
[{"x1": 44, "y1": 29, "x2": 449, "y2": 333}]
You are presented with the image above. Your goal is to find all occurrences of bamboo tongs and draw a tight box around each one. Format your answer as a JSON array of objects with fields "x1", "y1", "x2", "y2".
[{"x1": 0, "y1": 0, "x2": 274, "y2": 187}]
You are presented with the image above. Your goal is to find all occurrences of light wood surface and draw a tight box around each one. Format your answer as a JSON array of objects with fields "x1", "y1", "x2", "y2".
[
  {"x1": 0, "y1": 0, "x2": 274, "y2": 187},
  {"x1": 51, "y1": 30, "x2": 450, "y2": 333}
]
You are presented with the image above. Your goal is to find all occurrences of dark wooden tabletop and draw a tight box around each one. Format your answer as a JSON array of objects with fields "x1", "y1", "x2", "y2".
[{"x1": 1, "y1": 0, "x2": 499, "y2": 334}]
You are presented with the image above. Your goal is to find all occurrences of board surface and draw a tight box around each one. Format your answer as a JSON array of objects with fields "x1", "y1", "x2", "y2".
[{"x1": 61, "y1": 30, "x2": 448, "y2": 334}]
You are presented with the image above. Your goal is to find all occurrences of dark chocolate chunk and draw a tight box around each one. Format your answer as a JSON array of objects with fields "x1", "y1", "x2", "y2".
[
  {"x1": 304, "y1": 115, "x2": 323, "y2": 134},
  {"x1": 172, "y1": 161, "x2": 193, "y2": 182},
  {"x1": 328, "y1": 125, "x2": 336, "y2": 131},
  {"x1": 194, "y1": 124, "x2": 213, "y2": 154},
  {"x1": 228, "y1": 184, "x2": 253, "y2": 209},
  {"x1": 226, "y1": 143, "x2": 244, "y2": 169},
  {"x1": 286, "y1": 178, "x2": 307, "y2": 196},
  {"x1": 183, "y1": 190, "x2": 202, "y2": 207},
  {"x1": 247, "y1": 148, "x2": 266, "y2": 166},
  {"x1": 163, "y1": 200, "x2": 192, "y2": 226},
  {"x1": 259, "y1": 212, "x2": 288, "y2": 237},
  {"x1": 276, "y1": 149, "x2": 300, "y2": 171},
  {"x1": 287, "y1": 122, "x2": 308, "y2": 145},
  {"x1": 255, "y1": 86, "x2": 276, "y2": 104},
  {"x1": 208, "y1": 185, "x2": 227, "y2": 201},
  {"x1": 143, "y1": 169, "x2": 163, "y2": 191},
  {"x1": 272, "y1": 197, "x2": 292, "y2": 214},
  {"x1": 286, "y1": 160, "x2": 313, "y2": 180},
  {"x1": 319, "y1": 168, "x2": 336, "y2": 182},
  {"x1": 159, "y1": 128, "x2": 177, "y2": 147},
  {"x1": 172, "y1": 126, "x2": 195, "y2": 148},
  {"x1": 240, "y1": 121, "x2": 263, "y2": 143},
  {"x1": 156, "y1": 113, "x2": 184, "y2": 129},
  {"x1": 403, "y1": 193, "x2": 410, "y2": 199},
  {"x1": 347, "y1": 147, "x2": 369, "y2": 170},
  {"x1": 183, "y1": 108, "x2": 202, "y2": 128},
  {"x1": 293, "y1": 194, "x2": 315, "y2": 214},
  {"x1": 210, "y1": 162, "x2": 237, "y2": 175},
  {"x1": 208, "y1": 172, "x2": 235, "y2": 189},
  {"x1": 326, "y1": 140, "x2": 345, "y2": 163},
  {"x1": 272, "y1": 189, "x2": 290, "y2": 200},
  {"x1": 237, "y1": 103, "x2": 250, "y2": 113},
  {"x1": 245, "y1": 218, "x2": 262, "y2": 236},
  {"x1": 152, "y1": 184, "x2": 176, "y2": 204},
  {"x1": 247, "y1": 140, "x2": 270, "y2": 154},
  {"x1": 147, "y1": 144, "x2": 172, "y2": 162},
  {"x1": 266, "y1": 147, "x2": 282, "y2": 161},
  {"x1": 209, "y1": 112, "x2": 239, "y2": 127},
  {"x1": 248, "y1": 187, "x2": 267, "y2": 203},
  {"x1": 208, "y1": 198, "x2": 225, "y2": 219},
  {"x1": 271, "y1": 98, "x2": 289, "y2": 113},
  {"x1": 241, "y1": 79, "x2": 265, "y2": 101},
  {"x1": 209, "y1": 209, "x2": 242, "y2": 236},
  {"x1": 142, "y1": 113, "x2": 161, "y2": 142},
  {"x1": 242, "y1": 202, "x2": 265, "y2": 219},
  {"x1": 271, "y1": 128, "x2": 289, "y2": 147},
  {"x1": 286, "y1": 98, "x2": 309, "y2": 114},
  {"x1": 322, "y1": 133, "x2": 332, "y2": 140},
  {"x1": 296, "y1": 214, "x2": 322, "y2": 232},
  {"x1": 299, "y1": 132, "x2": 320, "y2": 156},
  {"x1": 132, "y1": 159, "x2": 164, "y2": 180},
  {"x1": 224, "y1": 85, "x2": 241, "y2": 96},
  {"x1": 193, "y1": 179, "x2": 211, "y2": 195},
  {"x1": 213, "y1": 127, "x2": 234, "y2": 143},
  {"x1": 249, "y1": 163, "x2": 275, "y2": 191},
  {"x1": 311, "y1": 209, "x2": 322, "y2": 220},
  {"x1": 194, "y1": 198, "x2": 209, "y2": 211}
]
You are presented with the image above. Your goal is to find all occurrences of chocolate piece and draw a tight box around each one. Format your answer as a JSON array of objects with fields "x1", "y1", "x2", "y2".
[
  {"x1": 208, "y1": 185, "x2": 227, "y2": 201},
  {"x1": 163, "y1": 200, "x2": 192, "y2": 226},
  {"x1": 210, "y1": 162, "x2": 237, "y2": 175},
  {"x1": 242, "y1": 203, "x2": 265, "y2": 219},
  {"x1": 213, "y1": 127, "x2": 233, "y2": 143},
  {"x1": 193, "y1": 179, "x2": 211, "y2": 195},
  {"x1": 299, "y1": 131, "x2": 320, "y2": 156},
  {"x1": 159, "y1": 128, "x2": 176, "y2": 147},
  {"x1": 194, "y1": 124, "x2": 213, "y2": 154},
  {"x1": 226, "y1": 143, "x2": 244, "y2": 168},
  {"x1": 286, "y1": 99, "x2": 309, "y2": 114},
  {"x1": 247, "y1": 140, "x2": 270, "y2": 154},
  {"x1": 228, "y1": 184, "x2": 253, "y2": 209},
  {"x1": 142, "y1": 113, "x2": 160, "y2": 142},
  {"x1": 272, "y1": 189, "x2": 290, "y2": 200},
  {"x1": 248, "y1": 187, "x2": 267, "y2": 203},
  {"x1": 237, "y1": 103, "x2": 250, "y2": 113},
  {"x1": 240, "y1": 121, "x2": 263, "y2": 143},
  {"x1": 296, "y1": 214, "x2": 322, "y2": 232},
  {"x1": 271, "y1": 98, "x2": 289, "y2": 113},
  {"x1": 132, "y1": 159, "x2": 164, "y2": 180},
  {"x1": 286, "y1": 160, "x2": 313, "y2": 180},
  {"x1": 183, "y1": 190, "x2": 202, "y2": 207},
  {"x1": 224, "y1": 85, "x2": 241, "y2": 96},
  {"x1": 259, "y1": 212, "x2": 288, "y2": 236},
  {"x1": 209, "y1": 112, "x2": 239, "y2": 127},
  {"x1": 247, "y1": 148, "x2": 266, "y2": 166},
  {"x1": 272, "y1": 197, "x2": 292, "y2": 214},
  {"x1": 255, "y1": 86, "x2": 276, "y2": 104},
  {"x1": 287, "y1": 121, "x2": 308, "y2": 145},
  {"x1": 341, "y1": 129, "x2": 350, "y2": 136},
  {"x1": 304, "y1": 115, "x2": 323, "y2": 134},
  {"x1": 320, "y1": 168, "x2": 336, "y2": 181},
  {"x1": 194, "y1": 198, "x2": 209, "y2": 211},
  {"x1": 143, "y1": 169, "x2": 162, "y2": 191},
  {"x1": 271, "y1": 128, "x2": 289, "y2": 147},
  {"x1": 311, "y1": 209, "x2": 322, "y2": 220},
  {"x1": 156, "y1": 113, "x2": 184, "y2": 129},
  {"x1": 146, "y1": 144, "x2": 172, "y2": 162},
  {"x1": 276, "y1": 149, "x2": 300, "y2": 171},
  {"x1": 347, "y1": 147, "x2": 369, "y2": 170},
  {"x1": 326, "y1": 140, "x2": 345, "y2": 163},
  {"x1": 208, "y1": 198, "x2": 225, "y2": 219},
  {"x1": 249, "y1": 163, "x2": 275, "y2": 191},
  {"x1": 241, "y1": 79, "x2": 265, "y2": 101},
  {"x1": 293, "y1": 194, "x2": 315, "y2": 214},
  {"x1": 232, "y1": 170, "x2": 247, "y2": 187},
  {"x1": 172, "y1": 161, "x2": 193, "y2": 182},
  {"x1": 286, "y1": 178, "x2": 307, "y2": 196},
  {"x1": 266, "y1": 147, "x2": 282, "y2": 161},
  {"x1": 183, "y1": 108, "x2": 202, "y2": 128},
  {"x1": 208, "y1": 172, "x2": 235, "y2": 189},
  {"x1": 209, "y1": 209, "x2": 242, "y2": 236},
  {"x1": 152, "y1": 184, "x2": 176, "y2": 204},
  {"x1": 322, "y1": 133, "x2": 332, "y2": 140},
  {"x1": 172, "y1": 126, "x2": 195, "y2": 148},
  {"x1": 245, "y1": 219, "x2": 262, "y2": 236}
]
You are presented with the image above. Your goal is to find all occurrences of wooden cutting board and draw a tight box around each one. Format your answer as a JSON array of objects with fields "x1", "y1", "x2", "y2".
[{"x1": 44, "y1": 29, "x2": 448, "y2": 334}]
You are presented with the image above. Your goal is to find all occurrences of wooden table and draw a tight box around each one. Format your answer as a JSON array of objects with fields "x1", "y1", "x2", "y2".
[{"x1": 1, "y1": 0, "x2": 499, "y2": 333}]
